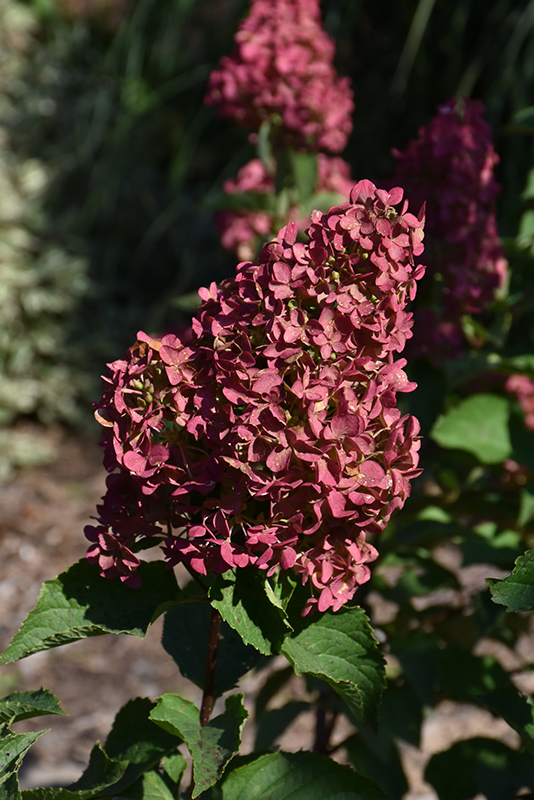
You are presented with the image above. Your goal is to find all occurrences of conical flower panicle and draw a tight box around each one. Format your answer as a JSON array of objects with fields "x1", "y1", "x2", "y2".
[
  {"x1": 205, "y1": 0, "x2": 354, "y2": 153},
  {"x1": 393, "y1": 98, "x2": 507, "y2": 360},
  {"x1": 87, "y1": 181, "x2": 425, "y2": 613}
]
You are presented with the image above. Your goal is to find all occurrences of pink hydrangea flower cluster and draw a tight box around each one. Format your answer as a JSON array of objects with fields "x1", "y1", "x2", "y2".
[
  {"x1": 86, "y1": 180, "x2": 425, "y2": 614},
  {"x1": 506, "y1": 374, "x2": 534, "y2": 431},
  {"x1": 393, "y1": 98, "x2": 508, "y2": 359},
  {"x1": 205, "y1": 0, "x2": 353, "y2": 153},
  {"x1": 218, "y1": 154, "x2": 354, "y2": 260}
]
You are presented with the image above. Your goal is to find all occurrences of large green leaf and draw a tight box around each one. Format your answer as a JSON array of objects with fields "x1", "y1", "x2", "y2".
[
  {"x1": 487, "y1": 549, "x2": 534, "y2": 611},
  {"x1": 162, "y1": 603, "x2": 262, "y2": 697},
  {"x1": 0, "y1": 732, "x2": 44, "y2": 788},
  {"x1": 220, "y1": 752, "x2": 389, "y2": 799},
  {"x1": 281, "y1": 607, "x2": 385, "y2": 728},
  {"x1": 1, "y1": 560, "x2": 180, "y2": 664},
  {"x1": 210, "y1": 568, "x2": 291, "y2": 656},
  {"x1": 102, "y1": 697, "x2": 183, "y2": 793},
  {"x1": 0, "y1": 689, "x2": 65, "y2": 727},
  {"x1": 22, "y1": 745, "x2": 127, "y2": 800},
  {"x1": 0, "y1": 774, "x2": 20, "y2": 800},
  {"x1": 345, "y1": 732, "x2": 407, "y2": 800},
  {"x1": 431, "y1": 394, "x2": 512, "y2": 464},
  {"x1": 150, "y1": 693, "x2": 247, "y2": 798}
]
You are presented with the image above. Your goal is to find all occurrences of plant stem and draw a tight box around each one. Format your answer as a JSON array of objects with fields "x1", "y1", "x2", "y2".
[
  {"x1": 313, "y1": 690, "x2": 338, "y2": 754},
  {"x1": 200, "y1": 606, "x2": 222, "y2": 727}
]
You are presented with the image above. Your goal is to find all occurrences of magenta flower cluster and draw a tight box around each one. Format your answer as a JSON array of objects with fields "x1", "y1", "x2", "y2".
[
  {"x1": 86, "y1": 180, "x2": 424, "y2": 614},
  {"x1": 506, "y1": 374, "x2": 534, "y2": 431},
  {"x1": 393, "y1": 98, "x2": 507, "y2": 359},
  {"x1": 217, "y1": 154, "x2": 354, "y2": 260},
  {"x1": 205, "y1": 0, "x2": 353, "y2": 153}
]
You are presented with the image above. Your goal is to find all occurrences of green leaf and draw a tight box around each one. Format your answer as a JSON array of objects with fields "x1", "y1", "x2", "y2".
[
  {"x1": 298, "y1": 192, "x2": 348, "y2": 221},
  {"x1": 425, "y1": 738, "x2": 534, "y2": 800},
  {"x1": 281, "y1": 607, "x2": 385, "y2": 728},
  {"x1": 0, "y1": 689, "x2": 65, "y2": 726},
  {"x1": 0, "y1": 732, "x2": 44, "y2": 788},
  {"x1": 132, "y1": 770, "x2": 176, "y2": 800},
  {"x1": 150, "y1": 693, "x2": 248, "y2": 798},
  {"x1": 102, "y1": 697, "x2": 183, "y2": 793},
  {"x1": 477, "y1": 687, "x2": 534, "y2": 754},
  {"x1": 431, "y1": 394, "x2": 512, "y2": 464},
  {"x1": 487, "y1": 549, "x2": 534, "y2": 611},
  {"x1": 254, "y1": 701, "x2": 310, "y2": 751},
  {"x1": 0, "y1": 774, "x2": 20, "y2": 800},
  {"x1": 291, "y1": 152, "x2": 318, "y2": 203},
  {"x1": 210, "y1": 568, "x2": 291, "y2": 656},
  {"x1": 220, "y1": 752, "x2": 389, "y2": 799},
  {"x1": 161, "y1": 752, "x2": 188, "y2": 786},
  {"x1": 345, "y1": 732, "x2": 407, "y2": 800},
  {"x1": 162, "y1": 603, "x2": 262, "y2": 697},
  {"x1": 1, "y1": 560, "x2": 180, "y2": 664},
  {"x1": 22, "y1": 744, "x2": 128, "y2": 800}
]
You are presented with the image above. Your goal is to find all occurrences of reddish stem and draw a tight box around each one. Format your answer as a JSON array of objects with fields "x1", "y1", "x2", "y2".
[{"x1": 200, "y1": 607, "x2": 222, "y2": 727}]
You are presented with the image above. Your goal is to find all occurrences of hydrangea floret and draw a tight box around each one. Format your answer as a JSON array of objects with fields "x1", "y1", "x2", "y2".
[
  {"x1": 393, "y1": 97, "x2": 507, "y2": 359},
  {"x1": 217, "y1": 154, "x2": 354, "y2": 260},
  {"x1": 86, "y1": 180, "x2": 425, "y2": 614},
  {"x1": 205, "y1": 0, "x2": 354, "y2": 153}
]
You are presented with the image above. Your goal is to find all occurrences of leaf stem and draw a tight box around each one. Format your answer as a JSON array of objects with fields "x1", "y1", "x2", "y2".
[{"x1": 200, "y1": 606, "x2": 222, "y2": 727}]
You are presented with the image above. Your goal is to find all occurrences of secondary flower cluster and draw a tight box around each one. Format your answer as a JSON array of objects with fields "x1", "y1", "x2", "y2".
[
  {"x1": 506, "y1": 374, "x2": 534, "y2": 431},
  {"x1": 205, "y1": 0, "x2": 353, "y2": 153},
  {"x1": 393, "y1": 98, "x2": 507, "y2": 359},
  {"x1": 86, "y1": 180, "x2": 424, "y2": 614},
  {"x1": 217, "y1": 154, "x2": 354, "y2": 260}
]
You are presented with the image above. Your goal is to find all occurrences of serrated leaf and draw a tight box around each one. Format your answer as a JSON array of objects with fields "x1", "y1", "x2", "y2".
[
  {"x1": 487, "y1": 549, "x2": 534, "y2": 611},
  {"x1": 0, "y1": 774, "x2": 20, "y2": 800},
  {"x1": 431, "y1": 394, "x2": 512, "y2": 464},
  {"x1": 1, "y1": 560, "x2": 180, "y2": 664},
  {"x1": 150, "y1": 693, "x2": 247, "y2": 798},
  {"x1": 220, "y1": 751, "x2": 389, "y2": 799},
  {"x1": 22, "y1": 744, "x2": 127, "y2": 800},
  {"x1": 210, "y1": 568, "x2": 291, "y2": 656},
  {"x1": 102, "y1": 697, "x2": 182, "y2": 793},
  {"x1": 135, "y1": 770, "x2": 175, "y2": 800},
  {"x1": 281, "y1": 607, "x2": 385, "y2": 729},
  {"x1": 161, "y1": 752, "x2": 187, "y2": 786},
  {"x1": 0, "y1": 732, "x2": 44, "y2": 788},
  {"x1": 162, "y1": 603, "x2": 262, "y2": 698},
  {"x1": 0, "y1": 689, "x2": 65, "y2": 726}
]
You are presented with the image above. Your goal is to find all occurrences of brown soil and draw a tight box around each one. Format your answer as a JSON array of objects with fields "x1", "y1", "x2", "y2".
[{"x1": 0, "y1": 432, "x2": 529, "y2": 798}]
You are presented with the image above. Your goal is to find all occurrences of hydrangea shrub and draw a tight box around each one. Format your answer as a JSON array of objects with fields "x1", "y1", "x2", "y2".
[{"x1": 86, "y1": 181, "x2": 425, "y2": 614}]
